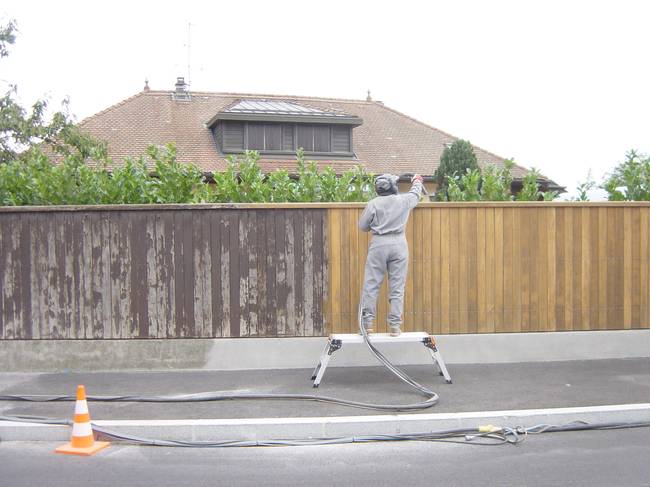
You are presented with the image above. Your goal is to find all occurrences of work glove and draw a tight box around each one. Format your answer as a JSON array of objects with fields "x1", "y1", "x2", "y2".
[{"x1": 411, "y1": 174, "x2": 424, "y2": 184}]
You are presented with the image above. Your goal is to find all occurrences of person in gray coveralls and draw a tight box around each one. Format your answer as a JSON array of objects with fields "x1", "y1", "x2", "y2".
[{"x1": 358, "y1": 173, "x2": 424, "y2": 336}]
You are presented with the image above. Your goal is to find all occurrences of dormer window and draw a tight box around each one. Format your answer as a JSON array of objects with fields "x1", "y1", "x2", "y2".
[{"x1": 208, "y1": 99, "x2": 362, "y2": 157}]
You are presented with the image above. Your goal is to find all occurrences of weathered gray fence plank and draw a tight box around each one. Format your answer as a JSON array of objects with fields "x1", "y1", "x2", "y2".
[
  {"x1": 219, "y1": 212, "x2": 231, "y2": 337},
  {"x1": 275, "y1": 211, "x2": 288, "y2": 336},
  {"x1": 61, "y1": 214, "x2": 76, "y2": 338},
  {"x1": 255, "y1": 211, "x2": 267, "y2": 337},
  {"x1": 237, "y1": 211, "x2": 249, "y2": 337},
  {"x1": 229, "y1": 212, "x2": 242, "y2": 337},
  {"x1": 208, "y1": 211, "x2": 222, "y2": 338},
  {"x1": 246, "y1": 211, "x2": 259, "y2": 337},
  {"x1": 146, "y1": 216, "x2": 159, "y2": 338},
  {"x1": 313, "y1": 210, "x2": 326, "y2": 336},
  {"x1": 303, "y1": 212, "x2": 315, "y2": 336},
  {"x1": 1, "y1": 216, "x2": 14, "y2": 338},
  {"x1": 294, "y1": 211, "x2": 306, "y2": 336},
  {"x1": 44, "y1": 216, "x2": 60, "y2": 338},
  {"x1": 1, "y1": 207, "x2": 329, "y2": 339},
  {"x1": 158, "y1": 212, "x2": 175, "y2": 338},
  {"x1": 193, "y1": 211, "x2": 212, "y2": 338},
  {"x1": 285, "y1": 211, "x2": 296, "y2": 336},
  {"x1": 266, "y1": 211, "x2": 277, "y2": 336},
  {"x1": 110, "y1": 212, "x2": 129, "y2": 338},
  {"x1": 0, "y1": 219, "x2": 4, "y2": 339},
  {"x1": 29, "y1": 216, "x2": 44, "y2": 339}
]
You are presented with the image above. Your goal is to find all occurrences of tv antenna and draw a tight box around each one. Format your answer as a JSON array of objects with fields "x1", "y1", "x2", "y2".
[{"x1": 186, "y1": 22, "x2": 192, "y2": 87}]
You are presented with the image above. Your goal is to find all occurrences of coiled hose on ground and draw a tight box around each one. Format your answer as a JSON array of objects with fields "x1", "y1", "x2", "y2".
[{"x1": 0, "y1": 306, "x2": 438, "y2": 412}]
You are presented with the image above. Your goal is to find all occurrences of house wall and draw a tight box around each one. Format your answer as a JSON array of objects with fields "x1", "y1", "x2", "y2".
[{"x1": 1, "y1": 202, "x2": 649, "y2": 339}]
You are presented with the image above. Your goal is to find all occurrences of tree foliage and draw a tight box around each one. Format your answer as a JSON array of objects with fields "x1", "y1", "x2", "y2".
[
  {"x1": 434, "y1": 140, "x2": 480, "y2": 199},
  {"x1": 442, "y1": 160, "x2": 557, "y2": 202},
  {"x1": 0, "y1": 19, "x2": 16, "y2": 58},
  {"x1": 572, "y1": 170, "x2": 596, "y2": 201},
  {"x1": 602, "y1": 150, "x2": 650, "y2": 201},
  {"x1": 0, "y1": 20, "x2": 106, "y2": 164}
]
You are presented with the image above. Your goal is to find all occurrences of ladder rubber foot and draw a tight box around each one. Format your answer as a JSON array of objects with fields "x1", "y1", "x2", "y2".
[
  {"x1": 446, "y1": 380, "x2": 453, "y2": 384},
  {"x1": 310, "y1": 375, "x2": 317, "y2": 380},
  {"x1": 313, "y1": 384, "x2": 319, "y2": 388}
]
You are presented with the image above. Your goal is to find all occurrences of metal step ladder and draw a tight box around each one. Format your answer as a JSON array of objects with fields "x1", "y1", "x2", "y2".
[{"x1": 310, "y1": 332, "x2": 452, "y2": 388}]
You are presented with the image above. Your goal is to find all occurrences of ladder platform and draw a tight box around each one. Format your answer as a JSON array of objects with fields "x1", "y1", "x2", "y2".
[
  {"x1": 310, "y1": 331, "x2": 452, "y2": 388},
  {"x1": 329, "y1": 332, "x2": 431, "y2": 344}
]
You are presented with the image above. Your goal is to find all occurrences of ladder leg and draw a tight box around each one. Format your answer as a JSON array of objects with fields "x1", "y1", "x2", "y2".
[
  {"x1": 313, "y1": 339, "x2": 342, "y2": 388},
  {"x1": 423, "y1": 337, "x2": 452, "y2": 384},
  {"x1": 429, "y1": 347, "x2": 452, "y2": 384},
  {"x1": 311, "y1": 341, "x2": 332, "y2": 380},
  {"x1": 313, "y1": 352, "x2": 332, "y2": 388}
]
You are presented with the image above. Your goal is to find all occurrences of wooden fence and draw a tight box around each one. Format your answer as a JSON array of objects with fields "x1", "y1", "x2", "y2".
[
  {"x1": 0, "y1": 207, "x2": 326, "y2": 339},
  {"x1": 1, "y1": 202, "x2": 649, "y2": 339},
  {"x1": 327, "y1": 203, "x2": 650, "y2": 334}
]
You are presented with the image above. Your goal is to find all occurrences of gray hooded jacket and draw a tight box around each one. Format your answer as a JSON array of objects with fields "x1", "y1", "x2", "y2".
[{"x1": 358, "y1": 180, "x2": 423, "y2": 236}]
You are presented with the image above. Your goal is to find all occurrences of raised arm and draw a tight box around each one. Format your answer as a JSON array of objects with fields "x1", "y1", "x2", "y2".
[{"x1": 403, "y1": 174, "x2": 424, "y2": 208}]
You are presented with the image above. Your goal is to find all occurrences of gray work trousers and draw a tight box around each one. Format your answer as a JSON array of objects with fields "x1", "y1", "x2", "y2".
[{"x1": 361, "y1": 235, "x2": 409, "y2": 329}]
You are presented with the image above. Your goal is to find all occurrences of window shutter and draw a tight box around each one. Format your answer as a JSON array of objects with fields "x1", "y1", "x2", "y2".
[
  {"x1": 214, "y1": 124, "x2": 223, "y2": 150},
  {"x1": 222, "y1": 122, "x2": 244, "y2": 151},
  {"x1": 265, "y1": 124, "x2": 282, "y2": 150},
  {"x1": 296, "y1": 125, "x2": 314, "y2": 151},
  {"x1": 248, "y1": 124, "x2": 265, "y2": 150},
  {"x1": 331, "y1": 126, "x2": 351, "y2": 153},
  {"x1": 282, "y1": 124, "x2": 294, "y2": 151},
  {"x1": 314, "y1": 126, "x2": 331, "y2": 152}
]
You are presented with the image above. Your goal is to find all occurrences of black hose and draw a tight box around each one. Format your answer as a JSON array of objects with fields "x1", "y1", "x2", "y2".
[
  {"x1": 358, "y1": 304, "x2": 439, "y2": 406},
  {"x1": 0, "y1": 390, "x2": 433, "y2": 411},
  {"x1": 2, "y1": 413, "x2": 648, "y2": 448},
  {"x1": 0, "y1": 304, "x2": 440, "y2": 411}
]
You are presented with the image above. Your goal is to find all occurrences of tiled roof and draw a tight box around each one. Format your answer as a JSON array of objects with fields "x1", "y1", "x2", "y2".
[{"x1": 78, "y1": 89, "x2": 548, "y2": 182}]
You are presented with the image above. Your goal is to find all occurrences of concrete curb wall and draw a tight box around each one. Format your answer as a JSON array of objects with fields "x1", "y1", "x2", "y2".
[
  {"x1": 2, "y1": 403, "x2": 649, "y2": 442},
  {"x1": 2, "y1": 329, "x2": 650, "y2": 372}
]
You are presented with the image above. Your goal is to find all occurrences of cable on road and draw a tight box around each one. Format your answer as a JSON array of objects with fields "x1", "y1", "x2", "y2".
[{"x1": 1, "y1": 414, "x2": 649, "y2": 448}]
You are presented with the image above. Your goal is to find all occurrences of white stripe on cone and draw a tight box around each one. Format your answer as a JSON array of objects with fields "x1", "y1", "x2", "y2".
[
  {"x1": 74, "y1": 399, "x2": 89, "y2": 415},
  {"x1": 71, "y1": 421, "x2": 93, "y2": 438}
]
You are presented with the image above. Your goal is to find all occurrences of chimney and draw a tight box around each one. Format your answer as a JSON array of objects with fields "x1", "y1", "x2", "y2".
[
  {"x1": 173, "y1": 77, "x2": 191, "y2": 101},
  {"x1": 366, "y1": 89, "x2": 372, "y2": 102},
  {"x1": 175, "y1": 77, "x2": 187, "y2": 92},
  {"x1": 143, "y1": 79, "x2": 150, "y2": 92}
]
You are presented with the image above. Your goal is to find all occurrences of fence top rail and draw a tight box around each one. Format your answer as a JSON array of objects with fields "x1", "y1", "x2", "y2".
[{"x1": 1, "y1": 201, "x2": 650, "y2": 213}]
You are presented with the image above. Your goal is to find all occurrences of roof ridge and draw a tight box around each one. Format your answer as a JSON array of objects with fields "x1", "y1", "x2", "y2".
[
  {"x1": 78, "y1": 91, "x2": 150, "y2": 126},
  {"x1": 373, "y1": 102, "x2": 535, "y2": 176},
  {"x1": 144, "y1": 89, "x2": 371, "y2": 104}
]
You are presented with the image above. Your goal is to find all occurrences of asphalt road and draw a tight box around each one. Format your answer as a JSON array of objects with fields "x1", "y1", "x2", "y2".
[
  {"x1": 3, "y1": 359, "x2": 650, "y2": 420},
  {"x1": 1, "y1": 427, "x2": 649, "y2": 486}
]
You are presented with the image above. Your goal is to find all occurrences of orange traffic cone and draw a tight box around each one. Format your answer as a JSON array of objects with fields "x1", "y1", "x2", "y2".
[{"x1": 55, "y1": 385, "x2": 110, "y2": 456}]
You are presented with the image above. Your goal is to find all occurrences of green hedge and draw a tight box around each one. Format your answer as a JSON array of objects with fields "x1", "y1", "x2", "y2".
[
  {"x1": 443, "y1": 161, "x2": 558, "y2": 201},
  {"x1": 0, "y1": 145, "x2": 377, "y2": 206}
]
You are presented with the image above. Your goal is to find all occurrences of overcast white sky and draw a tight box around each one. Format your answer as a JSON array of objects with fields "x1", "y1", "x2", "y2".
[{"x1": 2, "y1": 0, "x2": 649, "y2": 199}]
